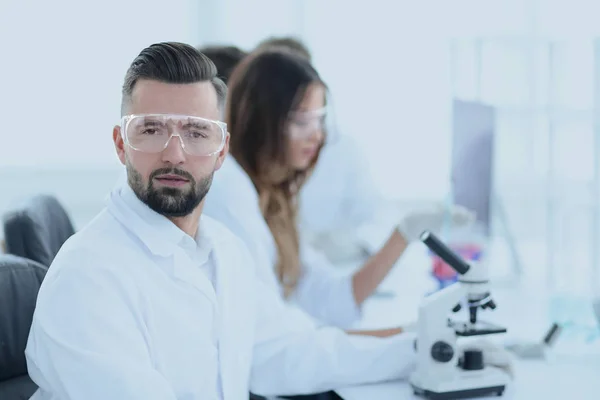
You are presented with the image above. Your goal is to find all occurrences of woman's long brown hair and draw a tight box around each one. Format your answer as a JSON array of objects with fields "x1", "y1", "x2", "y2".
[{"x1": 226, "y1": 50, "x2": 326, "y2": 296}]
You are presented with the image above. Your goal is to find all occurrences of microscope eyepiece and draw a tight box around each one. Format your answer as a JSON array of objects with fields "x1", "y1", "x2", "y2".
[{"x1": 420, "y1": 231, "x2": 471, "y2": 275}]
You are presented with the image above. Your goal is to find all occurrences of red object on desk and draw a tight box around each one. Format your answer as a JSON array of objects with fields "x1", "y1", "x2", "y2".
[{"x1": 431, "y1": 243, "x2": 482, "y2": 280}]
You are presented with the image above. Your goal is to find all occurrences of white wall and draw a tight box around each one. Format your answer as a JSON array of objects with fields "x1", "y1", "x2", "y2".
[
  {"x1": 302, "y1": 0, "x2": 454, "y2": 200},
  {"x1": 204, "y1": 0, "x2": 304, "y2": 50},
  {"x1": 0, "y1": 0, "x2": 204, "y2": 168}
]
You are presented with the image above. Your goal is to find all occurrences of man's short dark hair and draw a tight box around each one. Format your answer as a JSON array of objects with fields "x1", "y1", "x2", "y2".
[
  {"x1": 255, "y1": 36, "x2": 312, "y2": 61},
  {"x1": 121, "y1": 42, "x2": 227, "y2": 115},
  {"x1": 199, "y1": 45, "x2": 247, "y2": 84}
]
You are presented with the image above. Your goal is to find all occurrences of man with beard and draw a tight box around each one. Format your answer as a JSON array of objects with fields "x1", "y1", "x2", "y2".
[{"x1": 24, "y1": 42, "x2": 418, "y2": 400}]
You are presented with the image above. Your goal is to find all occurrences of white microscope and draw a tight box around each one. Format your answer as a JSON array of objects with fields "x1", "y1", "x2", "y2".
[{"x1": 410, "y1": 231, "x2": 510, "y2": 399}]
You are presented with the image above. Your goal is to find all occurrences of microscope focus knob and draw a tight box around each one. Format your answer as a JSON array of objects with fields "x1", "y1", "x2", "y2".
[
  {"x1": 460, "y1": 349, "x2": 484, "y2": 371},
  {"x1": 430, "y1": 341, "x2": 454, "y2": 363}
]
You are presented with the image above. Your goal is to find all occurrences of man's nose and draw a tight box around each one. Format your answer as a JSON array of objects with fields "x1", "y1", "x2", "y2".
[{"x1": 161, "y1": 134, "x2": 186, "y2": 165}]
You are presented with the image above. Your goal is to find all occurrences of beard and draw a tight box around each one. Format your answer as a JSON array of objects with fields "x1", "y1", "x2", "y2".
[{"x1": 127, "y1": 161, "x2": 213, "y2": 217}]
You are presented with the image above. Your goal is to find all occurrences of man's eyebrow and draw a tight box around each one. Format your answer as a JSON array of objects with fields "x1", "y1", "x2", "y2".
[
  {"x1": 183, "y1": 120, "x2": 211, "y2": 129},
  {"x1": 141, "y1": 120, "x2": 165, "y2": 127}
]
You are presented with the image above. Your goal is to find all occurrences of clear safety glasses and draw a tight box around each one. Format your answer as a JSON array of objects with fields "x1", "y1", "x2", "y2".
[
  {"x1": 287, "y1": 106, "x2": 337, "y2": 144},
  {"x1": 121, "y1": 114, "x2": 227, "y2": 157}
]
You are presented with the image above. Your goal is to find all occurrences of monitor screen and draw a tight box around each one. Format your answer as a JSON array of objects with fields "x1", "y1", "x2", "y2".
[{"x1": 451, "y1": 99, "x2": 496, "y2": 237}]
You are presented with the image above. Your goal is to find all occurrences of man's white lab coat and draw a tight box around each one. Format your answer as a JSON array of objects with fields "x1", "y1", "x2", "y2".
[
  {"x1": 204, "y1": 157, "x2": 363, "y2": 328},
  {"x1": 25, "y1": 183, "x2": 416, "y2": 400}
]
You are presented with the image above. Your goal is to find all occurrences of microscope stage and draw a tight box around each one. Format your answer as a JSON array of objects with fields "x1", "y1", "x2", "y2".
[{"x1": 450, "y1": 320, "x2": 507, "y2": 336}]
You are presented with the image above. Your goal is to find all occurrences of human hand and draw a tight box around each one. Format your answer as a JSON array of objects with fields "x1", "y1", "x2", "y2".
[{"x1": 396, "y1": 203, "x2": 476, "y2": 243}]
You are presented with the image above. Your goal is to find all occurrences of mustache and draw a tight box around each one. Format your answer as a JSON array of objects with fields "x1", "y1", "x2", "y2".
[{"x1": 150, "y1": 168, "x2": 195, "y2": 182}]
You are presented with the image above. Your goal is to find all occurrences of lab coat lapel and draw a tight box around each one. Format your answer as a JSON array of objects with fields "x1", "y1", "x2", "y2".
[
  {"x1": 106, "y1": 188, "x2": 173, "y2": 258},
  {"x1": 171, "y1": 249, "x2": 218, "y2": 308},
  {"x1": 106, "y1": 186, "x2": 218, "y2": 307}
]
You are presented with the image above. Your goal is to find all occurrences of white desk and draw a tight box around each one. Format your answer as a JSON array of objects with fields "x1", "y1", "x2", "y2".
[
  {"x1": 336, "y1": 358, "x2": 600, "y2": 400},
  {"x1": 332, "y1": 247, "x2": 600, "y2": 399}
]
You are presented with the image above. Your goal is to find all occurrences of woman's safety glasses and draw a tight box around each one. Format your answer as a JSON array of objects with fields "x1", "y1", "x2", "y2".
[
  {"x1": 121, "y1": 114, "x2": 227, "y2": 157},
  {"x1": 287, "y1": 106, "x2": 337, "y2": 144}
]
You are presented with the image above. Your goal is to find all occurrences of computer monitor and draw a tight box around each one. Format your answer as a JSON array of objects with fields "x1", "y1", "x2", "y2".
[{"x1": 451, "y1": 99, "x2": 496, "y2": 237}]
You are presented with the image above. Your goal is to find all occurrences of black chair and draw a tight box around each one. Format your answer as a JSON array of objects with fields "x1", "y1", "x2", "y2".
[
  {"x1": 3, "y1": 195, "x2": 75, "y2": 267},
  {"x1": 0, "y1": 254, "x2": 48, "y2": 399}
]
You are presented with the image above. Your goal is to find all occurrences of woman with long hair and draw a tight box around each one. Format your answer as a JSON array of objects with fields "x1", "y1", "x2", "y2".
[{"x1": 204, "y1": 49, "x2": 473, "y2": 331}]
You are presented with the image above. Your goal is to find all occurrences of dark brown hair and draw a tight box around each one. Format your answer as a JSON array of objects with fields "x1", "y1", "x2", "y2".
[
  {"x1": 227, "y1": 50, "x2": 326, "y2": 295},
  {"x1": 121, "y1": 42, "x2": 227, "y2": 115},
  {"x1": 199, "y1": 45, "x2": 248, "y2": 84},
  {"x1": 255, "y1": 36, "x2": 312, "y2": 61}
]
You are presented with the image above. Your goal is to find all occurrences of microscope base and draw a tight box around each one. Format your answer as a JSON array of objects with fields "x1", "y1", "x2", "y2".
[
  {"x1": 411, "y1": 384, "x2": 505, "y2": 399},
  {"x1": 410, "y1": 366, "x2": 509, "y2": 399}
]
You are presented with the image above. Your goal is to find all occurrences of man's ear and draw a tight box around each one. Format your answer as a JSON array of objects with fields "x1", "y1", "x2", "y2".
[
  {"x1": 113, "y1": 125, "x2": 126, "y2": 165},
  {"x1": 214, "y1": 132, "x2": 230, "y2": 171}
]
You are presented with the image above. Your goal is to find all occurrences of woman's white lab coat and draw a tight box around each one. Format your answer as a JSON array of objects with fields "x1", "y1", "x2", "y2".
[
  {"x1": 299, "y1": 134, "x2": 402, "y2": 259},
  {"x1": 299, "y1": 133, "x2": 381, "y2": 233},
  {"x1": 204, "y1": 156, "x2": 362, "y2": 328},
  {"x1": 25, "y1": 183, "x2": 416, "y2": 399}
]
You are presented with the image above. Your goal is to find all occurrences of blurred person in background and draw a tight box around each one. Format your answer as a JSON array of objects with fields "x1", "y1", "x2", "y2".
[
  {"x1": 198, "y1": 45, "x2": 247, "y2": 85},
  {"x1": 202, "y1": 41, "x2": 400, "y2": 400},
  {"x1": 24, "y1": 42, "x2": 422, "y2": 400},
  {"x1": 255, "y1": 36, "x2": 473, "y2": 264},
  {"x1": 203, "y1": 49, "x2": 474, "y2": 330},
  {"x1": 201, "y1": 38, "x2": 391, "y2": 263},
  {"x1": 255, "y1": 36, "x2": 312, "y2": 60}
]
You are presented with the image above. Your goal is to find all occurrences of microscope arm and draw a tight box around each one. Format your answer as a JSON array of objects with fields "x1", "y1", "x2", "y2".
[{"x1": 417, "y1": 283, "x2": 465, "y2": 335}]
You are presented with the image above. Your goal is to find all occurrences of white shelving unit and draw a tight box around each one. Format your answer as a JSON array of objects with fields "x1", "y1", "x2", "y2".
[{"x1": 450, "y1": 36, "x2": 600, "y2": 297}]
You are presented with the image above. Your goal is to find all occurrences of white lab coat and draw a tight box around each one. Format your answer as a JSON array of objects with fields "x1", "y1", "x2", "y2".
[
  {"x1": 299, "y1": 134, "x2": 399, "y2": 260},
  {"x1": 25, "y1": 182, "x2": 416, "y2": 400},
  {"x1": 204, "y1": 156, "x2": 362, "y2": 328},
  {"x1": 299, "y1": 134, "x2": 381, "y2": 233}
]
